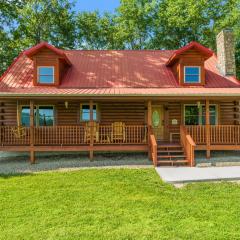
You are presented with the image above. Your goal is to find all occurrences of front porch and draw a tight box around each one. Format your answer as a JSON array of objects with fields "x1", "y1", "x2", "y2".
[
  {"x1": 0, "y1": 124, "x2": 149, "y2": 162},
  {"x1": 0, "y1": 98, "x2": 240, "y2": 166}
]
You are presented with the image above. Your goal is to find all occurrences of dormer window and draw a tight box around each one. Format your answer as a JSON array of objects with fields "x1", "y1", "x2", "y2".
[
  {"x1": 184, "y1": 66, "x2": 201, "y2": 84},
  {"x1": 37, "y1": 66, "x2": 54, "y2": 84}
]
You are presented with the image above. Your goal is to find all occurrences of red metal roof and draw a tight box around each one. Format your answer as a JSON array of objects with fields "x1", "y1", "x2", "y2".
[
  {"x1": 166, "y1": 41, "x2": 214, "y2": 66},
  {"x1": 0, "y1": 44, "x2": 240, "y2": 97},
  {"x1": 24, "y1": 42, "x2": 71, "y2": 65}
]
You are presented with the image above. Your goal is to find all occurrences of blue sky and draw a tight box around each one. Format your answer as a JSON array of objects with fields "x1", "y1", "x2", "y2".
[{"x1": 74, "y1": 0, "x2": 120, "y2": 13}]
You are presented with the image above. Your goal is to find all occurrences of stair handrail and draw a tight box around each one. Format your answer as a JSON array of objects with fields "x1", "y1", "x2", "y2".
[
  {"x1": 150, "y1": 134, "x2": 158, "y2": 167},
  {"x1": 180, "y1": 125, "x2": 196, "y2": 167}
]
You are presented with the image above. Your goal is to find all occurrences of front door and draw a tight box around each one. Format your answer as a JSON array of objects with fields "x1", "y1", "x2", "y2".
[{"x1": 152, "y1": 106, "x2": 164, "y2": 141}]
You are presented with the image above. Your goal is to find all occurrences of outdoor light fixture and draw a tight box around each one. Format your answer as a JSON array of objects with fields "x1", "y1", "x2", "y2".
[{"x1": 65, "y1": 101, "x2": 69, "y2": 109}]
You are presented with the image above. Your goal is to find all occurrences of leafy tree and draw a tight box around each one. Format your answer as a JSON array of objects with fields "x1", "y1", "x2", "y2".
[
  {"x1": 14, "y1": 0, "x2": 76, "y2": 49},
  {"x1": 150, "y1": 0, "x2": 236, "y2": 49},
  {"x1": 115, "y1": 0, "x2": 157, "y2": 49},
  {"x1": 76, "y1": 11, "x2": 123, "y2": 49},
  {"x1": 0, "y1": 0, "x2": 25, "y2": 75}
]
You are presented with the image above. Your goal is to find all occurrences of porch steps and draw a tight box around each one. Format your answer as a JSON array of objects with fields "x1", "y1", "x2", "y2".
[{"x1": 156, "y1": 143, "x2": 188, "y2": 166}]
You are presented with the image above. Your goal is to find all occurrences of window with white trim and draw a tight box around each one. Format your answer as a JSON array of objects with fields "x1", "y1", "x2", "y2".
[
  {"x1": 80, "y1": 104, "x2": 98, "y2": 121},
  {"x1": 184, "y1": 105, "x2": 217, "y2": 125},
  {"x1": 37, "y1": 66, "x2": 54, "y2": 84},
  {"x1": 184, "y1": 66, "x2": 200, "y2": 83}
]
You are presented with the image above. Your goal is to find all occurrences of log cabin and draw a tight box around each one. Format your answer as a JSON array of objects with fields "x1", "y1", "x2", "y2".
[{"x1": 0, "y1": 29, "x2": 239, "y2": 166}]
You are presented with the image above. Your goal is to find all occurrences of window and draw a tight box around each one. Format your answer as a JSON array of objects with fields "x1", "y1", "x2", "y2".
[
  {"x1": 21, "y1": 106, "x2": 54, "y2": 126},
  {"x1": 38, "y1": 106, "x2": 54, "y2": 126},
  {"x1": 184, "y1": 105, "x2": 217, "y2": 125},
  {"x1": 184, "y1": 66, "x2": 200, "y2": 83},
  {"x1": 38, "y1": 66, "x2": 54, "y2": 84},
  {"x1": 184, "y1": 105, "x2": 199, "y2": 125},
  {"x1": 80, "y1": 104, "x2": 97, "y2": 121}
]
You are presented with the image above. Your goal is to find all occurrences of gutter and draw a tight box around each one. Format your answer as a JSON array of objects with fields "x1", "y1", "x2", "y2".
[{"x1": 1, "y1": 93, "x2": 240, "y2": 97}]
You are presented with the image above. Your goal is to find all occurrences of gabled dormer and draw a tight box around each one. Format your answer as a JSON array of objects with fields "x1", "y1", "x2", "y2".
[
  {"x1": 24, "y1": 42, "x2": 71, "y2": 86},
  {"x1": 166, "y1": 42, "x2": 213, "y2": 86}
]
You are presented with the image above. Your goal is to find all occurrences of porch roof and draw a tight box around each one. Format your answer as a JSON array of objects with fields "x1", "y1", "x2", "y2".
[
  {"x1": 0, "y1": 46, "x2": 240, "y2": 97},
  {"x1": 1, "y1": 87, "x2": 240, "y2": 97}
]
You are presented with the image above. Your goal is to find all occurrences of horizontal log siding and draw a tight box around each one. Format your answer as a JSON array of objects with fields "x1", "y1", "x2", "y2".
[
  {"x1": 57, "y1": 101, "x2": 79, "y2": 125},
  {"x1": 0, "y1": 101, "x2": 17, "y2": 126},
  {"x1": 0, "y1": 100, "x2": 239, "y2": 130},
  {"x1": 100, "y1": 102, "x2": 145, "y2": 124},
  {"x1": 219, "y1": 101, "x2": 236, "y2": 125}
]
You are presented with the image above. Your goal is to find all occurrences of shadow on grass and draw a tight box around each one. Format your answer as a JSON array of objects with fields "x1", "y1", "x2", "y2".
[{"x1": 0, "y1": 172, "x2": 34, "y2": 179}]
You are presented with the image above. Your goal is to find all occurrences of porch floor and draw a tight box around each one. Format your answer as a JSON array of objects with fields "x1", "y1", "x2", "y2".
[{"x1": 156, "y1": 166, "x2": 240, "y2": 183}]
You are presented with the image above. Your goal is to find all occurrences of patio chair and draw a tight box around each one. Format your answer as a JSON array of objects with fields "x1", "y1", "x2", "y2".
[
  {"x1": 111, "y1": 122, "x2": 126, "y2": 143},
  {"x1": 84, "y1": 122, "x2": 99, "y2": 143}
]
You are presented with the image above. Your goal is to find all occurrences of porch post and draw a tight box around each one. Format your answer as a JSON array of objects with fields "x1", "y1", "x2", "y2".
[
  {"x1": 147, "y1": 100, "x2": 152, "y2": 160},
  {"x1": 89, "y1": 100, "x2": 94, "y2": 160},
  {"x1": 30, "y1": 100, "x2": 35, "y2": 163},
  {"x1": 205, "y1": 99, "x2": 211, "y2": 159}
]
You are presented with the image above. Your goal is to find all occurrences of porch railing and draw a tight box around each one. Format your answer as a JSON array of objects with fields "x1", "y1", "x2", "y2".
[
  {"x1": 186, "y1": 125, "x2": 240, "y2": 145},
  {"x1": 180, "y1": 126, "x2": 196, "y2": 166},
  {"x1": 34, "y1": 126, "x2": 86, "y2": 145},
  {"x1": 0, "y1": 124, "x2": 148, "y2": 146},
  {"x1": 149, "y1": 134, "x2": 157, "y2": 167},
  {"x1": 0, "y1": 126, "x2": 31, "y2": 145}
]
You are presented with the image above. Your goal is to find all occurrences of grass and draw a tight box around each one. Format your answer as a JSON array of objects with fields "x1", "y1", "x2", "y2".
[{"x1": 0, "y1": 168, "x2": 240, "y2": 240}]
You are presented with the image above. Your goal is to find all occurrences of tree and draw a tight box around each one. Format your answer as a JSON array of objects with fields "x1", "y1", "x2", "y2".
[
  {"x1": 0, "y1": 0, "x2": 25, "y2": 75},
  {"x1": 115, "y1": 0, "x2": 157, "y2": 49},
  {"x1": 150, "y1": 0, "x2": 237, "y2": 49},
  {"x1": 76, "y1": 11, "x2": 123, "y2": 50},
  {"x1": 14, "y1": 0, "x2": 76, "y2": 49}
]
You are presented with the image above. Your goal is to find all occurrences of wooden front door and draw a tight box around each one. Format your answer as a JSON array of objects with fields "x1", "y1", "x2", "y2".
[{"x1": 152, "y1": 106, "x2": 164, "y2": 141}]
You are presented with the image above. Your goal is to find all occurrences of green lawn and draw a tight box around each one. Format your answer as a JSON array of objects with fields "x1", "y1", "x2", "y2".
[{"x1": 0, "y1": 169, "x2": 240, "y2": 240}]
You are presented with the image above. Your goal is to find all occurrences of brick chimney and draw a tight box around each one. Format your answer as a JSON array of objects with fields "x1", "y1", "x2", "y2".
[{"x1": 216, "y1": 29, "x2": 236, "y2": 76}]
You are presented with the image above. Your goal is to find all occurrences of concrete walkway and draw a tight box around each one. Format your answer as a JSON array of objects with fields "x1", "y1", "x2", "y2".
[{"x1": 156, "y1": 166, "x2": 240, "y2": 183}]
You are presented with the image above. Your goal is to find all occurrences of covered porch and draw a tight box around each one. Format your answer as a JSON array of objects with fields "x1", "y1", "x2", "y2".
[
  {"x1": 0, "y1": 99, "x2": 152, "y2": 163},
  {"x1": 0, "y1": 98, "x2": 240, "y2": 166}
]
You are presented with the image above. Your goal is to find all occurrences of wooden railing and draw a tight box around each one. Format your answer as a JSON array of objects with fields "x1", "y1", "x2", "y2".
[
  {"x1": 0, "y1": 126, "x2": 30, "y2": 146},
  {"x1": 186, "y1": 125, "x2": 240, "y2": 145},
  {"x1": 34, "y1": 126, "x2": 85, "y2": 145},
  {"x1": 185, "y1": 125, "x2": 206, "y2": 144},
  {"x1": 97, "y1": 125, "x2": 147, "y2": 144},
  {"x1": 150, "y1": 134, "x2": 157, "y2": 167},
  {"x1": 180, "y1": 125, "x2": 196, "y2": 167},
  {"x1": 0, "y1": 124, "x2": 147, "y2": 146},
  {"x1": 210, "y1": 125, "x2": 240, "y2": 144}
]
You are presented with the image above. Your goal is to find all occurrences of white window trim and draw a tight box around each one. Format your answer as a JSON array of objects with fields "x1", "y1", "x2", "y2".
[
  {"x1": 80, "y1": 103, "x2": 98, "y2": 122},
  {"x1": 183, "y1": 104, "x2": 218, "y2": 125},
  {"x1": 21, "y1": 105, "x2": 55, "y2": 126},
  {"x1": 37, "y1": 66, "x2": 55, "y2": 84},
  {"x1": 184, "y1": 66, "x2": 201, "y2": 84}
]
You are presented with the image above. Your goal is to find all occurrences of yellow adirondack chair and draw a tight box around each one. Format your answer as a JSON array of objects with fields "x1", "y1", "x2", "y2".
[
  {"x1": 111, "y1": 122, "x2": 126, "y2": 143},
  {"x1": 84, "y1": 122, "x2": 99, "y2": 143},
  {"x1": 11, "y1": 101, "x2": 26, "y2": 138}
]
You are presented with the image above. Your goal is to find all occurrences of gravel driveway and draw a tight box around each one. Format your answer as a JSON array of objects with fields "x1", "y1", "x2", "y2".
[{"x1": 0, "y1": 152, "x2": 151, "y2": 174}]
